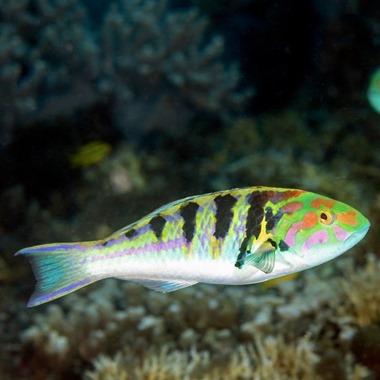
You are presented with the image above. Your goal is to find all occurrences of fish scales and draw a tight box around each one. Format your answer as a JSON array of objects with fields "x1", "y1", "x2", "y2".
[
  {"x1": 98, "y1": 188, "x2": 263, "y2": 264},
  {"x1": 16, "y1": 186, "x2": 370, "y2": 307}
]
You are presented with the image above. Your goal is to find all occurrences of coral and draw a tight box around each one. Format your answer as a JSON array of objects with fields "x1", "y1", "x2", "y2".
[
  {"x1": 85, "y1": 335, "x2": 320, "y2": 380},
  {"x1": 100, "y1": 0, "x2": 252, "y2": 133},
  {"x1": 201, "y1": 110, "x2": 374, "y2": 214},
  {"x1": 336, "y1": 254, "x2": 380, "y2": 327},
  {"x1": 0, "y1": 0, "x2": 251, "y2": 144},
  {"x1": 85, "y1": 353, "x2": 128, "y2": 380},
  {"x1": 351, "y1": 325, "x2": 380, "y2": 376},
  {"x1": 0, "y1": 0, "x2": 98, "y2": 144}
]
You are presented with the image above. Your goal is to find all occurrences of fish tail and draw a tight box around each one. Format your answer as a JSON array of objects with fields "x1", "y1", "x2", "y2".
[{"x1": 16, "y1": 242, "x2": 98, "y2": 307}]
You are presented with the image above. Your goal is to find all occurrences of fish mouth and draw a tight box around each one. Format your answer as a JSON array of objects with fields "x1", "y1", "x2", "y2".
[{"x1": 343, "y1": 223, "x2": 370, "y2": 251}]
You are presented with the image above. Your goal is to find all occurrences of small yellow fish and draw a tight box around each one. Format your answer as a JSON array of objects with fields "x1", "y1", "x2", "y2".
[
  {"x1": 260, "y1": 273, "x2": 299, "y2": 289},
  {"x1": 69, "y1": 141, "x2": 111, "y2": 168}
]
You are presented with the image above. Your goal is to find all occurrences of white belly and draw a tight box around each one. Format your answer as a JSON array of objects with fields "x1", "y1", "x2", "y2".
[{"x1": 88, "y1": 251, "x2": 308, "y2": 287}]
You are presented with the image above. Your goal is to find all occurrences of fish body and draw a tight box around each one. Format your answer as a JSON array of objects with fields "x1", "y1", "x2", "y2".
[{"x1": 17, "y1": 187, "x2": 370, "y2": 307}]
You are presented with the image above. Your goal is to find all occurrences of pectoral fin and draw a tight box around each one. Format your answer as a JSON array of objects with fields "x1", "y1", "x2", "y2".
[
  {"x1": 237, "y1": 240, "x2": 277, "y2": 274},
  {"x1": 244, "y1": 241, "x2": 276, "y2": 273}
]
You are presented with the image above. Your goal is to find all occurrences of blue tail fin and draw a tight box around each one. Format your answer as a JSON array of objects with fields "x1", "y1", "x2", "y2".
[{"x1": 16, "y1": 242, "x2": 97, "y2": 307}]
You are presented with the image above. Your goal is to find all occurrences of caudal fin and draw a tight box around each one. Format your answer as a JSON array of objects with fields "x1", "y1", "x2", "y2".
[{"x1": 16, "y1": 242, "x2": 97, "y2": 307}]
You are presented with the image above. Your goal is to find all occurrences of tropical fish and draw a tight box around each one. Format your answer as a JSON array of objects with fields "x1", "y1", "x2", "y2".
[
  {"x1": 69, "y1": 140, "x2": 112, "y2": 168},
  {"x1": 16, "y1": 187, "x2": 370, "y2": 307}
]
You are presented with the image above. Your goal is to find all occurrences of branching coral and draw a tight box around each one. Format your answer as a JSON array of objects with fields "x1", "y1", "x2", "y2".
[
  {"x1": 0, "y1": 0, "x2": 251, "y2": 144},
  {"x1": 84, "y1": 335, "x2": 320, "y2": 380},
  {"x1": 0, "y1": 0, "x2": 98, "y2": 143},
  {"x1": 100, "y1": 0, "x2": 250, "y2": 111}
]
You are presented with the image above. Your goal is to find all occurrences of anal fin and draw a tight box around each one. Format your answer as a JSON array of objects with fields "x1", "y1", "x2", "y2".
[{"x1": 131, "y1": 278, "x2": 198, "y2": 293}]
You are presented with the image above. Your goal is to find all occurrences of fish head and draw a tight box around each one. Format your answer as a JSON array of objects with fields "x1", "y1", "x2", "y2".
[{"x1": 277, "y1": 192, "x2": 370, "y2": 269}]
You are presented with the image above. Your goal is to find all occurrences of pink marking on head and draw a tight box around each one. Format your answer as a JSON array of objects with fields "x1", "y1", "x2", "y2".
[
  {"x1": 284, "y1": 220, "x2": 304, "y2": 247},
  {"x1": 284, "y1": 211, "x2": 318, "y2": 247},
  {"x1": 303, "y1": 230, "x2": 329, "y2": 250},
  {"x1": 334, "y1": 225, "x2": 351, "y2": 241}
]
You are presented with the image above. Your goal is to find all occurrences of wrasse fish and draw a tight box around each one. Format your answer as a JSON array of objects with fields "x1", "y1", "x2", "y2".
[{"x1": 17, "y1": 187, "x2": 370, "y2": 307}]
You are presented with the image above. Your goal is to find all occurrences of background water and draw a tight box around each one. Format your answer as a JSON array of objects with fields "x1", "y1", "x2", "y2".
[{"x1": 1, "y1": 0, "x2": 380, "y2": 379}]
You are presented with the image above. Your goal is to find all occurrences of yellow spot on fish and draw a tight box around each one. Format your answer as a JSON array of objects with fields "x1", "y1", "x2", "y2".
[
  {"x1": 256, "y1": 217, "x2": 274, "y2": 247},
  {"x1": 260, "y1": 272, "x2": 299, "y2": 289},
  {"x1": 69, "y1": 141, "x2": 111, "y2": 168},
  {"x1": 209, "y1": 237, "x2": 222, "y2": 259}
]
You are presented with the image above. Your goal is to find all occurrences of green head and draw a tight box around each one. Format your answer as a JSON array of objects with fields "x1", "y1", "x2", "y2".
[{"x1": 274, "y1": 190, "x2": 370, "y2": 268}]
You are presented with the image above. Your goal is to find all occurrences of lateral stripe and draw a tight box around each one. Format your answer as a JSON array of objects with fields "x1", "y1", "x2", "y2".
[
  {"x1": 179, "y1": 202, "x2": 200, "y2": 244},
  {"x1": 149, "y1": 215, "x2": 167, "y2": 240},
  {"x1": 124, "y1": 228, "x2": 138, "y2": 239},
  {"x1": 214, "y1": 194, "x2": 238, "y2": 239},
  {"x1": 246, "y1": 191, "x2": 266, "y2": 239},
  {"x1": 265, "y1": 206, "x2": 283, "y2": 232},
  {"x1": 235, "y1": 191, "x2": 267, "y2": 268}
]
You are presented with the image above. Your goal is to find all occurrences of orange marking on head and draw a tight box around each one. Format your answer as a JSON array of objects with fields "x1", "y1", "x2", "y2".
[
  {"x1": 310, "y1": 198, "x2": 336, "y2": 209},
  {"x1": 303, "y1": 211, "x2": 318, "y2": 229},
  {"x1": 283, "y1": 190, "x2": 305, "y2": 200},
  {"x1": 337, "y1": 210, "x2": 358, "y2": 226},
  {"x1": 280, "y1": 201, "x2": 303, "y2": 214}
]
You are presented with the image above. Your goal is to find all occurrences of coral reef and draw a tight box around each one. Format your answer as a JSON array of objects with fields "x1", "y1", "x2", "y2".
[
  {"x1": 84, "y1": 335, "x2": 320, "y2": 380},
  {"x1": 5, "y1": 122, "x2": 378, "y2": 379},
  {"x1": 100, "y1": 0, "x2": 252, "y2": 133},
  {"x1": 336, "y1": 254, "x2": 380, "y2": 327},
  {"x1": 0, "y1": 0, "x2": 98, "y2": 144},
  {"x1": 199, "y1": 110, "x2": 377, "y2": 214},
  {"x1": 0, "y1": 0, "x2": 251, "y2": 144},
  {"x1": 2, "y1": 2, "x2": 380, "y2": 380},
  {"x1": 2, "y1": 102, "x2": 378, "y2": 379},
  {"x1": 351, "y1": 325, "x2": 380, "y2": 376}
]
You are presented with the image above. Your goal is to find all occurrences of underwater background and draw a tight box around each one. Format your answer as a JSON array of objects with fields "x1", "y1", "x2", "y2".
[{"x1": 1, "y1": 0, "x2": 380, "y2": 378}]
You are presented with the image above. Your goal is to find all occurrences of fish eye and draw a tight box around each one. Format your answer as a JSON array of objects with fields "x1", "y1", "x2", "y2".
[{"x1": 319, "y1": 210, "x2": 335, "y2": 225}]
